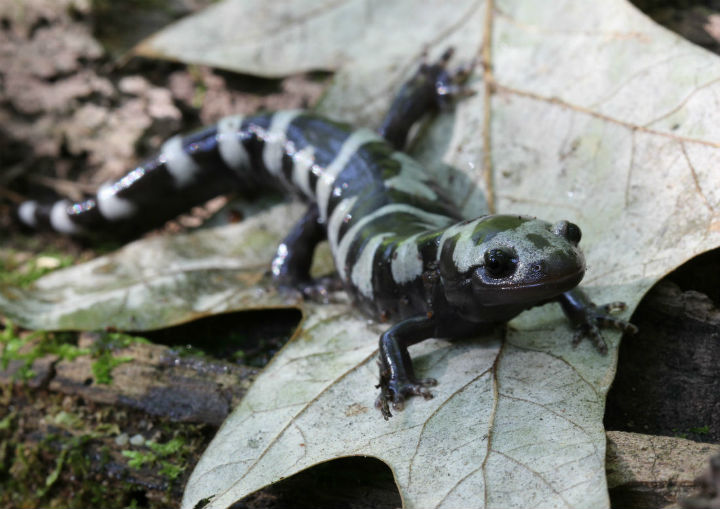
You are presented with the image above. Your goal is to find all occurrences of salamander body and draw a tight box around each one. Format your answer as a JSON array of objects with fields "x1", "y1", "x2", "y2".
[{"x1": 16, "y1": 51, "x2": 636, "y2": 418}]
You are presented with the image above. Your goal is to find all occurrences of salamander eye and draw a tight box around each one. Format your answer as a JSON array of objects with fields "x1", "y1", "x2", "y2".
[
  {"x1": 553, "y1": 220, "x2": 581, "y2": 245},
  {"x1": 483, "y1": 248, "x2": 517, "y2": 278}
]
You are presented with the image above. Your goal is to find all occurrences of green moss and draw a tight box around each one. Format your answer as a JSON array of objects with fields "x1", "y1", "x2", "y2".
[
  {"x1": 0, "y1": 251, "x2": 74, "y2": 289},
  {"x1": 0, "y1": 372, "x2": 203, "y2": 508},
  {"x1": 122, "y1": 436, "x2": 188, "y2": 481},
  {"x1": 0, "y1": 321, "x2": 89, "y2": 381},
  {"x1": 38, "y1": 445, "x2": 69, "y2": 498},
  {"x1": 0, "y1": 426, "x2": 136, "y2": 508},
  {"x1": 37, "y1": 434, "x2": 106, "y2": 504},
  {"x1": 9, "y1": 442, "x2": 35, "y2": 488},
  {"x1": 674, "y1": 425, "x2": 711, "y2": 438},
  {"x1": 52, "y1": 411, "x2": 84, "y2": 431},
  {"x1": 158, "y1": 460, "x2": 182, "y2": 480},
  {"x1": 0, "y1": 412, "x2": 14, "y2": 431},
  {"x1": 94, "y1": 332, "x2": 150, "y2": 349},
  {"x1": 91, "y1": 354, "x2": 133, "y2": 385},
  {"x1": 121, "y1": 449, "x2": 155, "y2": 469},
  {"x1": 0, "y1": 323, "x2": 151, "y2": 384},
  {"x1": 88, "y1": 331, "x2": 150, "y2": 384},
  {"x1": 147, "y1": 436, "x2": 184, "y2": 456}
]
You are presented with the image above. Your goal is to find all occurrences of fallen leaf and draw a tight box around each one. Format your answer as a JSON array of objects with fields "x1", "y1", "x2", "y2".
[
  {"x1": 186, "y1": 304, "x2": 615, "y2": 509},
  {"x1": 0, "y1": 203, "x2": 308, "y2": 330}
]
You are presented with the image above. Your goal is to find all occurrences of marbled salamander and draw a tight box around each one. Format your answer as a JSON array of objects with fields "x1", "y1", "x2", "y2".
[{"x1": 16, "y1": 50, "x2": 636, "y2": 419}]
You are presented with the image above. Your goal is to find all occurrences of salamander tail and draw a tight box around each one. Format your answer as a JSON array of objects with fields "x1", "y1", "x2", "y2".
[{"x1": 16, "y1": 199, "x2": 92, "y2": 235}]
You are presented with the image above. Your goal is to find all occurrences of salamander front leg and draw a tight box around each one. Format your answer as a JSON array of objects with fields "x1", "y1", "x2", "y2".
[
  {"x1": 376, "y1": 315, "x2": 438, "y2": 420},
  {"x1": 271, "y1": 203, "x2": 340, "y2": 299},
  {"x1": 557, "y1": 288, "x2": 638, "y2": 354}
]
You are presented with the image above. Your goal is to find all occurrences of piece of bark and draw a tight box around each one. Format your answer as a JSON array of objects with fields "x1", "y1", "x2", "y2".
[
  {"x1": 606, "y1": 431, "x2": 720, "y2": 508},
  {"x1": 46, "y1": 332, "x2": 257, "y2": 427},
  {"x1": 0, "y1": 353, "x2": 58, "y2": 388}
]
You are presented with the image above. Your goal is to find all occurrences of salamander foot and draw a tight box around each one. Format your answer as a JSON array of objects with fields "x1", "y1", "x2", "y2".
[
  {"x1": 375, "y1": 372, "x2": 437, "y2": 420},
  {"x1": 570, "y1": 301, "x2": 638, "y2": 354}
]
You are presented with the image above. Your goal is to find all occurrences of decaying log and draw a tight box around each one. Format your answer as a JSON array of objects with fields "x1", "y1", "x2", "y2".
[{"x1": 1, "y1": 332, "x2": 258, "y2": 427}]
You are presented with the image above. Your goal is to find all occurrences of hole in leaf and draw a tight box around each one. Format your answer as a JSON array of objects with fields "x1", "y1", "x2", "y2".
[
  {"x1": 232, "y1": 456, "x2": 401, "y2": 509},
  {"x1": 605, "y1": 247, "x2": 720, "y2": 444},
  {"x1": 630, "y1": 1, "x2": 720, "y2": 55},
  {"x1": 140, "y1": 308, "x2": 302, "y2": 368}
]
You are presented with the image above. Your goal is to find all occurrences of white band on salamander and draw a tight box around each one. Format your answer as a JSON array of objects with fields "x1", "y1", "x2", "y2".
[
  {"x1": 351, "y1": 232, "x2": 392, "y2": 299},
  {"x1": 391, "y1": 233, "x2": 424, "y2": 285},
  {"x1": 262, "y1": 110, "x2": 302, "y2": 176},
  {"x1": 161, "y1": 135, "x2": 201, "y2": 187},
  {"x1": 18, "y1": 200, "x2": 38, "y2": 227},
  {"x1": 316, "y1": 128, "x2": 382, "y2": 222},
  {"x1": 97, "y1": 182, "x2": 137, "y2": 220},
  {"x1": 50, "y1": 200, "x2": 81, "y2": 234},
  {"x1": 217, "y1": 115, "x2": 249, "y2": 174},
  {"x1": 335, "y1": 203, "x2": 451, "y2": 281},
  {"x1": 291, "y1": 144, "x2": 315, "y2": 198}
]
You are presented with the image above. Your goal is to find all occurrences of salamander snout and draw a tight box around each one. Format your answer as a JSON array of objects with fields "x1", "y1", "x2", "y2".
[{"x1": 552, "y1": 220, "x2": 581, "y2": 246}]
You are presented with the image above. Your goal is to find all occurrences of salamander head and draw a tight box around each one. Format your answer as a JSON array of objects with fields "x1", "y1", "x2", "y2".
[{"x1": 438, "y1": 215, "x2": 585, "y2": 317}]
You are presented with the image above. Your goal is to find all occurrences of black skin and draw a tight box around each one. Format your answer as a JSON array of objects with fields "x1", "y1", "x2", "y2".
[
  {"x1": 557, "y1": 288, "x2": 637, "y2": 355},
  {"x1": 375, "y1": 288, "x2": 638, "y2": 420},
  {"x1": 270, "y1": 49, "x2": 637, "y2": 419},
  {"x1": 374, "y1": 52, "x2": 637, "y2": 419},
  {"x1": 379, "y1": 48, "x2": 455, "y2": 150},
  {"x1": 270, "y1": 203, "x2": 342, "y2": 299},
  {"x1": 376, "y1": 311, "x2": 482, "y2": 418},
  {"x1": 271, "y1": 203, "x2": 324, "y2": 285},
  {"x1": 269, "y1": 49, "x2": 467, "y2": 289}
]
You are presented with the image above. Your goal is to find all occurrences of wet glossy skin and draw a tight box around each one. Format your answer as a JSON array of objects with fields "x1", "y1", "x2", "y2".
[
  {"x1": 16, "y1": 50, "x2": 636, "y2": 420},
  {"x1": 437, "y1": 216, "x2": 585, "y2": 318}
]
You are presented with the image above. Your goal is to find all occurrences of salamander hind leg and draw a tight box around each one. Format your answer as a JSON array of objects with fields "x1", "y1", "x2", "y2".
[
  {"x1": 375, "y1": 315, "x2": 438, "y2": 420},
  {"x1": 271, "y1": 203, "x2": 341, "y2": 300},
  {"x1": 379, "y1": 47, "x2": 475, "y2": 150}
]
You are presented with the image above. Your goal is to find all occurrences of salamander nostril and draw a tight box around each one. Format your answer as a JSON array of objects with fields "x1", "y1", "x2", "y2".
[{"x1": 553, "y1": 220, "x2": 582, "y2": 245}]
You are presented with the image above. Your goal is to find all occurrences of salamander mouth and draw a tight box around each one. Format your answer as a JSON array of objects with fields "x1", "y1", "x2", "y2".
[
  {"x1": 505, "y1": 268, "x2": 585, "y2": 301},
  {"x1": 473, "y1": 267, "x2": 585, "y2": 305}
]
